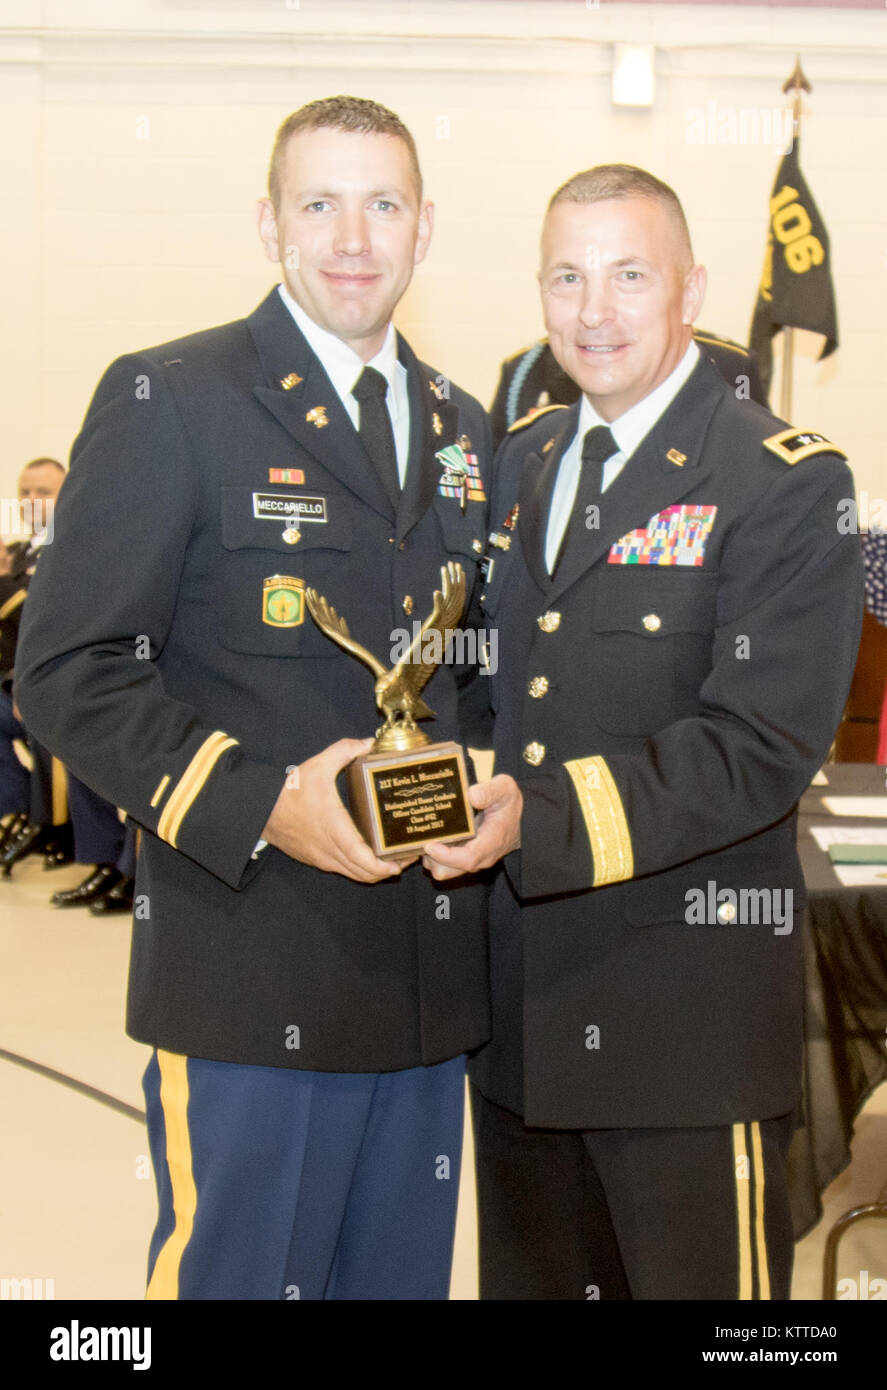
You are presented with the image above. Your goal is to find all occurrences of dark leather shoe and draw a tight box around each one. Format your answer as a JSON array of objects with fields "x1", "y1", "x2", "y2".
[
  {"x1": 43, "y1": 824, "x2": 75, "y2": 868},
  {"x1": 0, "y1": 812, "x2": 29, "y2": 856},
  {"x1": 0, "y1": 821, "x2": 51, "y2": 876},
  {"x1": 51, "y1": 864, "x2": 123, "y2": 907},
  {"x1": 88, "y1": 877, "x2": 135, "y2": 915}
]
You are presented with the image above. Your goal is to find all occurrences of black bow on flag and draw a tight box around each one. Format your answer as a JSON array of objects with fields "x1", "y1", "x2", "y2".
[{"x1": 749, "y1": 138, "x2": 838, "y2": 399}]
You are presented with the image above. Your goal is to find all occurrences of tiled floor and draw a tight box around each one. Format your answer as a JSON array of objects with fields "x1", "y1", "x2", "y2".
[{"x1": 1, "y1": 850, "x2": 884, "y2": 1301}]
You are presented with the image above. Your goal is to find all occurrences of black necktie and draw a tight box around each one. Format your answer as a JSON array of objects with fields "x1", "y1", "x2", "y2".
[
  {"x1": 551, "y1": 425, "x2": 618, "y2": 576},
  {"x1": 352, "y1": 366, "x2": 400, "y2": 506}
]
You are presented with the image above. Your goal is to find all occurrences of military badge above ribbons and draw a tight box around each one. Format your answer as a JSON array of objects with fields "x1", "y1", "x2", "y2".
[
  {"x1": 609, "y1": 504, "x2": 717, "y2": 567},
  {"x1": 436, "y1": 442, "x2": 486, "y2": 512}
]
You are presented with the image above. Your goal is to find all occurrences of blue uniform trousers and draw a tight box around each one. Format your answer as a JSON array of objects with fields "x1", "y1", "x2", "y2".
[
  {"x1": 0, "y1": 690, "x2": 29, "y2": 817},
  {"x1": 28, "y1": 738, "x2": 125, "y2": 861},
  {"x1": 143, "y1": 1050, "x2": 465, "y2": 1300}
]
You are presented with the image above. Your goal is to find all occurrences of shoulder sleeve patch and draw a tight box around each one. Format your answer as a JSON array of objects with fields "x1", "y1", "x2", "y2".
[
  {"x1": 763, "y1": 428, "x2": 848, "y2": 465},
  {"x1": 506, "y1": 403, "x2": 569, "y2": 434}
]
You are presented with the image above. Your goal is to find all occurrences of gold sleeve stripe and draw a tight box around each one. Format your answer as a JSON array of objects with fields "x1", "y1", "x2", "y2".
[
  {"x1": 150, "y1": 774, "x2": 171, "y2": 809},
  {"x1": 146, "y1": 1050, "x2": 197, "y2": 1301},
  {"x1": 157, "y1": 731, "x2": 237, "y2": 848},
  {"x1": 0, "y1": 588, "x2": 27, "y2": 621},
  {"x1": 733, "y1": 1122, "x2": 753, "y2": 1300},
  {"x1": 750, "y1": 1121, "x2": 770, "y2": 1300},
  {"x1": 564, "y1": 756, "x2": 633, "y2": 886}
]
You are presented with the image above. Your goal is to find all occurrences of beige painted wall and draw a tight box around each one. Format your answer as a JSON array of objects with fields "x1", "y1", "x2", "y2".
[{"x1": 2, "y1": 0, "x2": 887, "y2": 515}]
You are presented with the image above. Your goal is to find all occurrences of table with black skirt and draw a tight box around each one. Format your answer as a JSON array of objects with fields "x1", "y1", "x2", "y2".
[{"x1": 788, "y1": 763, "x2": 887, "y2": 1237}]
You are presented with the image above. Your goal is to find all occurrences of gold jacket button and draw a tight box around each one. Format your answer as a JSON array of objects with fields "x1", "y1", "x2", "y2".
[
  {"x1": 717, "y1": 901, "x2": 737, "y2": 924},
  {"x1": 523, "y1": 741, "x2": 546, "y2": 766},
  {"x1": 528, "y1": 676, "x2": 549, "y2": 699},
  {"x1": 537, "y1": 611, "x2": 561, "y2": 633},
  {"x1": 642, "y1": 613, "x2": 662, "y2": 632},
  {"x1": 403, "y1": 595, "x2": 414, "y2": 616},
  {"x1": 282, "y1": 529, "x2": 301, "y2": 545},
  {"x1": 472, "y1": 538, "x2": 483, "y2": 554}
]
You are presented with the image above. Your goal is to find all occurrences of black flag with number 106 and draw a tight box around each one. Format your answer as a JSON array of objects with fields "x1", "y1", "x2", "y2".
[{"x1": 749, "y1": 138, "x2": 838, "y2": 399}]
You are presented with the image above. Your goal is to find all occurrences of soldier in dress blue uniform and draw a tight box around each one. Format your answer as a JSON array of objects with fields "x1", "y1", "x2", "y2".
[
  {"x1": 16, "y1": 97, "x2": 492, "y2": 1300},
  {"x1": 489, "y1": 329, "x2": 767, "y2": 449},
  {"x1": 425, "y1": 165, "x2": 863, "y2": 1300}
]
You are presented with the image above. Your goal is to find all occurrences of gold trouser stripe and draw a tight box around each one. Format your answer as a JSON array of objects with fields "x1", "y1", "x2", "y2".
[
  {"x1": 0, "y1": 588, "x2": 26, "y2": 621},
  {"x1": 564, "y1": 756, "x2": 633, "y2": 886},
  {"x1": 750, "y1": 1121, "x2": 770, "y2": 1300},
  {"x1": 150, "y1": 774, "x2": 171, "y2": 809},
  {"x1": 157, "y1": 732, "x2": 237, "y2": 848},
  {"x1": 146, "y1": 1050, "x2": 197, "y2": 1301},
  {"x1": 733, "y1": 1122, "x2": 753, "y2": 1300},
  {"x1": 50, "y1": 756, "x2": 68, "y2": 826}
]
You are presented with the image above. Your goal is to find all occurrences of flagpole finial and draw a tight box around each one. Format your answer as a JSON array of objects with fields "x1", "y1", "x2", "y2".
[{"x1": 782, "y1": 56, "x2": 812, "y2": 96}]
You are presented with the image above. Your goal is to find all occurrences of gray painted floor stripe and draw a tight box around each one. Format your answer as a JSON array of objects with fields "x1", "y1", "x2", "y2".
[{"x1": 0, "y1": 1046, "x2": 146, "y2": 1123}]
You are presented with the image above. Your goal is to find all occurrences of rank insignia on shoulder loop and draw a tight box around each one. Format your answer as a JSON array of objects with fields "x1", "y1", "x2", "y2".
[
  {"x1": 666, "y1": 448, "x2": 687, "y2": 467},
  {"x1": 268, "y1": 468, "x2": 305, "y2": 485},
  {"x1": 763, "y1": 428, "x2": 847, "y2": 465},
  {"x1": 306, "y1": 406, "x2": 328, "y2": 429},
  {"x1": 280, "y1": 372, "x2": 303, "y2": 391},
  {"x1": 262, "y1": 575, "x2": 305, "y2": 627}
]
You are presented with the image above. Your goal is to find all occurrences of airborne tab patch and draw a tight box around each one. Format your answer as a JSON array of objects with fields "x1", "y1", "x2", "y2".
[{"x1": 763, "y1": 428, "x2": 847, "y2": 465}]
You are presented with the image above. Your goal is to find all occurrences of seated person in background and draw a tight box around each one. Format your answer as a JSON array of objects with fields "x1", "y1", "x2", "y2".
[
  {"x1": 489, "y1": 330, "x2": 767, "y2": 449},
  {"x1": 1, "y1": 458, "x2": 135, "y2": 912},
  {"x1": 0, "y1": 458, "x2": 66, "y2": 856}
]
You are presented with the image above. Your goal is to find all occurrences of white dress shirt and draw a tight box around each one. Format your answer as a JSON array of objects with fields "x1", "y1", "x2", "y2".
[
  {"x1": 252, "y1": 288, "x2": 412, "y2": 859},
  {"x1": 544, "y1": 340, "x2": 700, "y2": 574},
  {"x1": 278, "y1": 283, "x2": 411, "y2": 485}
]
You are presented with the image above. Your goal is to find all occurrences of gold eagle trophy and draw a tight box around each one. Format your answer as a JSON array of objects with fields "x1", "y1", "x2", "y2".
[{"x1": 305, "y1": 561, "x2": 476, "y2": 859}]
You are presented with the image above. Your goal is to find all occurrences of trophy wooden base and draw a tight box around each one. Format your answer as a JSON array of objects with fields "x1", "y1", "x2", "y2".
[{"x1": 346, "y1": 740, "x2": 476, "y2": 860}]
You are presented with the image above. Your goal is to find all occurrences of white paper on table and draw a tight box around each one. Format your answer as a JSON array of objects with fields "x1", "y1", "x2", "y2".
[
  {"x1": 832, "y1": 863, "x2": 887, "y2": 888},
  {"x1": 820, "y1": 796, "x2": 887, "y2": 819},
  {"x1": 810, "y1": 769, "x2": 829, "y2": 786},
  {"x1": 809, "y1": 825, "x2": 887, "y2": 852}
]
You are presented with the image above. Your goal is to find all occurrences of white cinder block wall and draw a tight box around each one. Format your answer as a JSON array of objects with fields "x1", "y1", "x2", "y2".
[{"x1": 2, "y1": 0, "x2": 887, "y2": 508}]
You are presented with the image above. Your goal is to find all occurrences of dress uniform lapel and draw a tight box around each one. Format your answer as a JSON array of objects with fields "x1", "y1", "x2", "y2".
[
  {"x1": 248, "y1": 289, "x2": 395, "y2": 522},
  {"x1": 545, "y1": 357, "x2": 722, "y2": 605},
  {"x1": 395, "y1": 333, "x2": 460, "y2": 543},
  {"x1": 516, "y1": 403, "x2": 580, "y2": 596}
]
